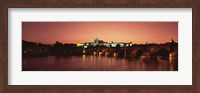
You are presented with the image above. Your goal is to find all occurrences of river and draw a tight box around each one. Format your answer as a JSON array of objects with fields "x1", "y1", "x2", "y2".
[{"x1": 22, "y1": 55, "x2": 178, "y2": 71}]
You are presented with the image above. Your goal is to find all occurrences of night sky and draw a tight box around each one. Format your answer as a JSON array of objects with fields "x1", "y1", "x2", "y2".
[{"x1": 22, "y1": 22, "x2": 178, "y2": 44}]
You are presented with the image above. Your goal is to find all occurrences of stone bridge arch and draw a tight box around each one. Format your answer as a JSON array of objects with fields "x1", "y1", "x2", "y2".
[
  {"x1": 147, "y1": 44, "x2": 170, "y2": 52},
  {"x1": 149, "y1": 45, "x2": 171, "y2": 59},
  {"x1": 127, "y1": 47, "x2": 146, "y2": 58},
  {"x1": 152, "y1": 48, "x2": 170, "y2": 59}
]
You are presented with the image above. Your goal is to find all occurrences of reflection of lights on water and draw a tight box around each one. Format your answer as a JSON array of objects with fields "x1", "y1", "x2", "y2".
[
  {"x1": 169, "y1": 53, "x2": 175, "y2": 71},
  {"x1": 23, "y1": 54, "x2": 177, "y2": 71},
  {"x1": 113, "y1": 53, "x2": 118, "y2": 57},
  {"x1": 142, "y1": 62, "x2": 146, "y2": 70},
  {"x1": 169, "y1": 53, "x2": 173, "y2": 60},
  {"x1": 105, "y1": 52, "x2": 109, "y2": 56},
  {"x1": 122, "y1": 58, "x2": 125, "y2": 62},
  {"x1": 122, "y1": 58, "x2": 126, "y2": 64},
  {"x1": 47, "y1": 56, "x2": 55, "y2": 64},
  {"x1": 82, "y1": 55, "x2": 86, "y2": 62},
  {"x1": 90, "y1": 55, "x2": 93, "y2": 60},
  {"x1": 98, "y1": 55, "x2": 101, "y2": 60},
  {"x1": 169, "y1": 62, "x2": 174, "y2": 71},
  {"x1": 108, "y1": 58, "x2": 111, "y2": 63},
  {"x1": 110, "y1": 57, "x2": 115, "y2": 64},
  {"x1": 99, "y1": 52, "x2": 103, "y2": 55},
  {"x1": 136, "y1": 61, "x2": 140, "y2": 70},
  {"x1": 158, "y1": 62, "x2": 162, "y2": 71},
  {"x1": 169, "y1": 57, "x2": 173, "y2": 63},
  {"x1": 169, "y1": 53, "x2": 172, "y2": 57}
]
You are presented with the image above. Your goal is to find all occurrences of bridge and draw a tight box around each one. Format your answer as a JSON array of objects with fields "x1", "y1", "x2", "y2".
[{"x1": 83, "y1": 42, "x2": 178, "y2": 60}]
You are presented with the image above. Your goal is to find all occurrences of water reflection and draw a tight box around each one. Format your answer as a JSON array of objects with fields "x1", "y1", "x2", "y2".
[{"x1": 22, "y1": 55, "x2": 178, "y2": 71}]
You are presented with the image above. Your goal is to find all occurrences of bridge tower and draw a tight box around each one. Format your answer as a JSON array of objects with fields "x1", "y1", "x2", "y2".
[{"x1": 170, "y1": 38, "x2": 175, "y2": 52}]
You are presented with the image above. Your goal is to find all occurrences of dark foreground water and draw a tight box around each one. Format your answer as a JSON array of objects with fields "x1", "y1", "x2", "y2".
[{"x1": 22, "y1": 55, "x2": 178, "y2": 71}]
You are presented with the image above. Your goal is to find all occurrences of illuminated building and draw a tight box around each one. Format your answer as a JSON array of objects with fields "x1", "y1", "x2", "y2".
[{"x1": 77, "y1": 38, "x2": 132, "y2": 48}]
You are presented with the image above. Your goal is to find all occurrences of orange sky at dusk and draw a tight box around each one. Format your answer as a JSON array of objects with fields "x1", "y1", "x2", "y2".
[{"x1": 22, "y1": 22, "x2": 178, "y2": 44}]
